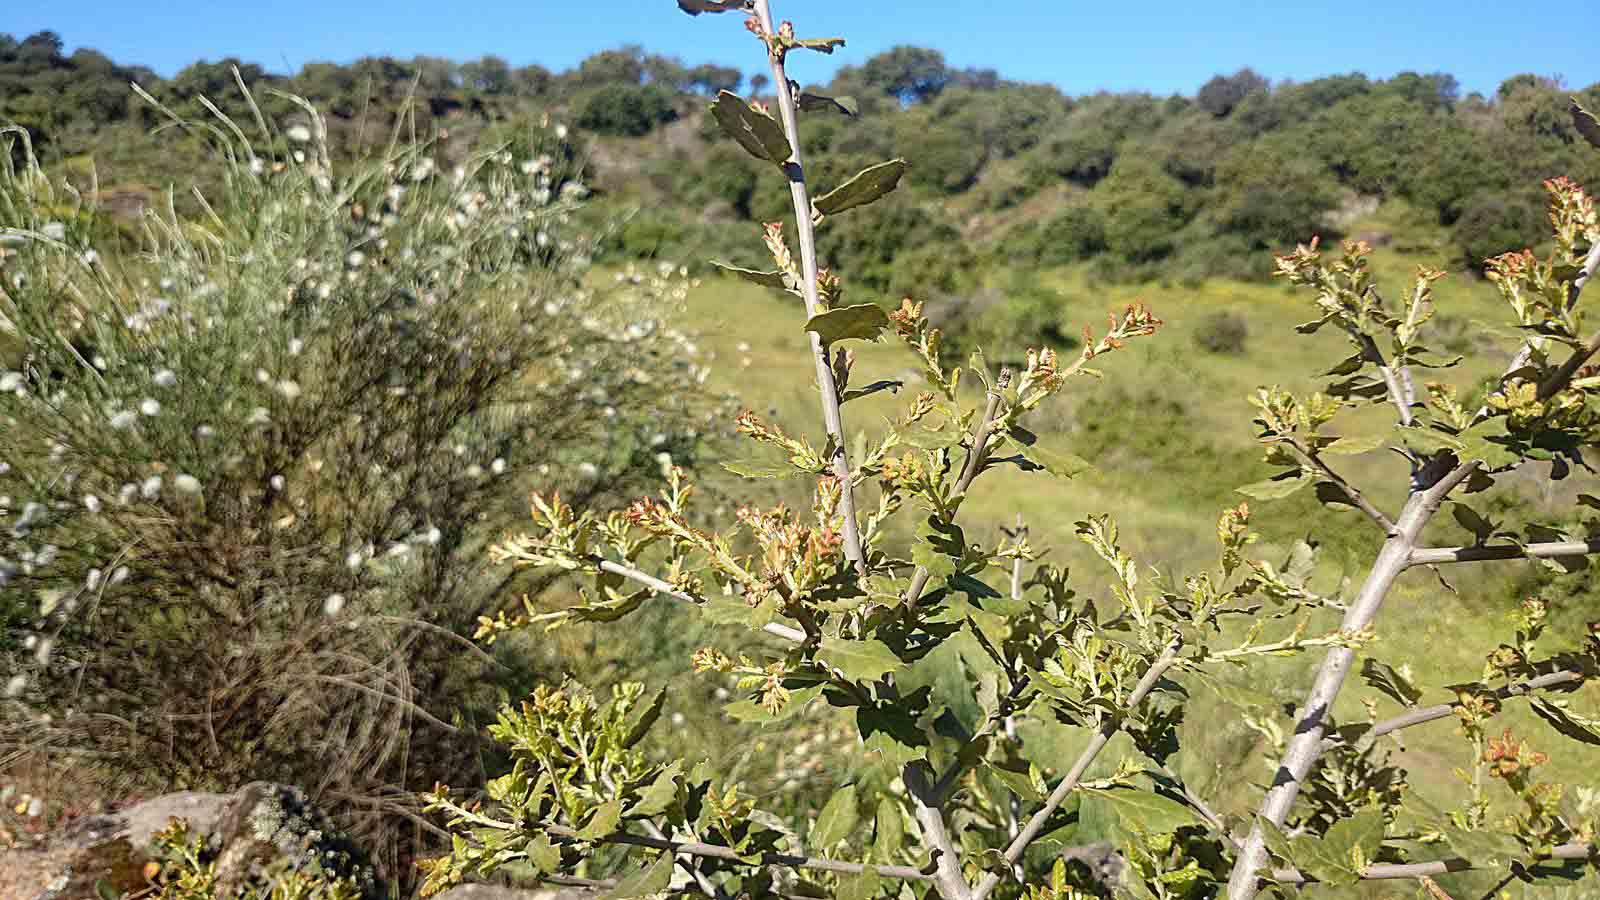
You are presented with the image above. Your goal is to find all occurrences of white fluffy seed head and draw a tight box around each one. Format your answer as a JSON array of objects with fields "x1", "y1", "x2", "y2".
[
  {"x1": 323, "y1": 593, "x2": 346, "y2": 615},
  {"x1": 174, "y1": 474, "x2": 201, "y2": 495}
]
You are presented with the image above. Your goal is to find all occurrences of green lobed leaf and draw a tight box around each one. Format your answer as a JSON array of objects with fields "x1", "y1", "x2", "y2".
[
  {"x1": 835, "y1": 868, "x2": 880, "y2": 900},
  {"x1": 628, "y1": 762, "x2": 682, "y2": 818},
  {"x1": 724, "y1": 683, "x2": 825, "y2": 724},
  {"x1": 805, "y1": 303, "x2": 891, "y2": 344},
  {"x1": 1443, "y1": 826, "x2": 1525, "y2": 868},
  {"x1": 1451, "y1": 503, "x2": 1495, "y2": 544},
  {"x1": 578, "y1": 797, "x2": 622, "y2": 839},
  {"x1": 722, "y1": 456, "x2": 808, "y2": 478},
  {"x1": 1256, "y1": 817, "x2": 1298, "y2": 867},
  {"x1": 794, "y1": 36, "x2": 846, "y2": 54},
  {"x1": 1315, "y1": 808, "x2": 1384, "y2": 878},
  {"x1": 525, "y1": 833, "x2": 561, "y2": 874},
  {"x1": 620, "y1": 687, "x2": 665, "y2": 749},
  {"x1": 911, "y1": 539, "x2": 958, "y2": 582},
  {"x1": 710, "y1": 260, "x2": 790, "y2": 290},
  {"x1": 1236, "y1": 471, "x2": 1313, "y2": 500},
  {"x1": 710, "y1": 90, "x2": 791, "y2": 165},
  {"x1": 1016, "y1": 443, "x2": 1093, "y2": 480},
  {"x1": 1320, "y1": 435, "x2": 1384, "y2": 455},
  {"x1": 701, "y1": 593, "x2": 780, "y2": 629},
  {"x1": 873, "y1": 797, "x2": 905, "y2": 861},
  {"x1": 813, "y1": 159, "x2": 909, "y2": 216},
  {"x1": 811, "y1": 784, "x2": 860, "y2": 848},
  {"x1": 818, "y1": 636, "x2": 904, "y2": 682},
  {"x1": 797, "y1": 92, "x2": 859, "y2": 116},
  {"x1": 1360, "y1": 659, "x2": 1421, "y2": 707},
  {"x1": 599, "y1": 852, "x2": 674, "y2": 900},
  {"x1": 1528, "y1": 697, "x2": 1600, "y2": 745},
  {"x1": 1079, "y1": 787, "x2": 1202, "y2": 834},
  {"x1": 857, "y1": 704, "x2": 926, "y2": 767},
  {"x1": 986, "y1": 760, "x2": 1044, "y2": 802}
]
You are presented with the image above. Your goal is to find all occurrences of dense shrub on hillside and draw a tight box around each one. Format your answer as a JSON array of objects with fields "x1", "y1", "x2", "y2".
[
  {"x1": 576, "y1": 83, "x2": 679, "y2": 136},
  {"x1": 1453, "y1": 190, "x2": 1548, "y2": 269},
  {"x1": 0, "y1": 101, "x2": 707, "y2": 879}
]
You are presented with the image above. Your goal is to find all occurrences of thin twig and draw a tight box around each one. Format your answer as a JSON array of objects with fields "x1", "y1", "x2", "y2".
[
  {"x1": 904, "y1": 370, "x2": 1012, "y2": 609},
  {"x1": 753, "y1": 0, "x2": 866, "y2": 575},
  {"x1": 1281, "y1": 438, "x2": 1395, "y2": 534},
  {"x1": 1408, "y1": 538, "x2": 1600, "y2": 567},
  {"x1": 1346, "y1": 325, "x2": 1413, "y2": 427},
  {"x1": 602, "y1": 772, "x2": 730, "y2": 900},
  {"x1": 1536, "y1": 239, "x2": 1600, "y2": 401},
  {"x1": 543, "y1": 823, "x2": 933, "y2": 881},
  {"x1": 971, "y1": 637, "x2": 1183, "y2": 900},
  {"x1": 1271, "y1": 841, "x2": 1594, "y2": 884},
  {"x1": 596, "y1": 558, "x2": 805, "y2": 644},
  {"x1": 1336, "y1": 668, "x2": 1587, "y2": 746}
]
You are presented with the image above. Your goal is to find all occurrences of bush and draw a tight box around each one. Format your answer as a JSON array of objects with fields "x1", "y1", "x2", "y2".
[
  {"x1": 1030, "y1": 204, "x2": 1108, "y2": 265},
  {"x1": 1454, "y1": 190, "x2": 1547, "y2": 268},
  {"x1": 0, "y1": 100, "x2": 707, "y2": 882},
  {"x1": 1192, "y1": 309, "x2": 1249, "y2": 354},
  {"x1": 575, "y1": 83, "x2": 678, "y2": 136}
]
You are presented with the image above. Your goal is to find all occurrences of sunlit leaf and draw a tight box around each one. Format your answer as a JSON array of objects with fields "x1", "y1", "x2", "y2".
[
  {"x1": 811, "y1": 784, "x2": 860, "y2": 848},
  {"x1": 814, "y1": 159, "x2": 908, "y2": 216},
  {"x1": 620, "y1": 686, "x2": 666, "y2": 749},
  {"x1": 710, "y1": 260, "x2": 790, "y2": 290},
  {"x1": 710, "y1": 90, "x2": 791, "y2": 165},
  {"x1": 1079, "y1": 787, "x2": 1202, "y2": 833},
  {"x1": 1360, "y1": 659, "x2": 1421, "y2": 707},
  {"x1": 525, "y1": 833, "x2": 561, "y2": 874},
  {"x1": 806, "y1": 303, "x2": 890, "y2": 343},
  {"x1": 578, "y1": 798, "x2": 622, "y2": 839},
  {"x1": 1443, "y1": 826, "x2": 1524, "y2": 868},
  {"x1": 818, "y1": 636, "x2": 904, "y2": 682},
  {"x1": 1015, "y1": 443, "x2": 1092, "y2": 480},
  {"x1": 1528, "y1": 697, "x2": 1600, "y2": 745},
  {"x1": 599, "y1": 852, "x2": 674, "y2": 899},
  {"x1": 1236, "y1": 471, "x2": 1313, "y2": 500}
]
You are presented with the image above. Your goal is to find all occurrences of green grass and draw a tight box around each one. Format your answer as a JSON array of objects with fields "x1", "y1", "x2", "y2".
[{"x1": 668, "y1": 219, "x2": 1600, "y2": 838}]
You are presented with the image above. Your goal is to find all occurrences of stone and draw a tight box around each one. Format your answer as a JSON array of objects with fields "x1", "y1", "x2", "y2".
[{"x1": 0, "y1": 783, "x2": 380, "y2": 900}]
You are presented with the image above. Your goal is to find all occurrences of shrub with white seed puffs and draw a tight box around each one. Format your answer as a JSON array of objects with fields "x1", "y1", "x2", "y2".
[{"x1": 0, "y1": 89, "x2": 709, "y2": 883}]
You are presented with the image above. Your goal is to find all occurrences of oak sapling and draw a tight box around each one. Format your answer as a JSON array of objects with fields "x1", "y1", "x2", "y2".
[{"x1": 423, "y1": 14, "x2": 1600, "y2": 900}]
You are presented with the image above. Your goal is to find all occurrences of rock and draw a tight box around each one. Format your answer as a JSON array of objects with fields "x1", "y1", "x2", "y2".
[{"x1": 0, "y1": 783, "x2": 381, "y2": 900}]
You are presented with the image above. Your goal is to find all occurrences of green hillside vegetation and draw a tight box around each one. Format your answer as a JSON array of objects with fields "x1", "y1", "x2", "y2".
[{"x1": 7, "y1": 31, "x2": 1600, "y2": 307}]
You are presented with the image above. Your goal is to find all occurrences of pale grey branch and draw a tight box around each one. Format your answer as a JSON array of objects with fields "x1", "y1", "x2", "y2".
[
  {"x1": 752, "y1": 0, "x2": 866, "y2": 575},
  {"x1": 972, "y1": 636, "x2": 1183, "y2": 900},
  {"x1": 1408, "y1": 539, "x2": 1600, "y2": 567},
  {"x1": 545, "y1": 823, "x2": 933, "y2": 881},
  {"x1": 905, "y1": 370, "x2": 1012, "y2": 609},
  {"x1": 596, "y1": 558, "x2": 806, "y2": 643}
]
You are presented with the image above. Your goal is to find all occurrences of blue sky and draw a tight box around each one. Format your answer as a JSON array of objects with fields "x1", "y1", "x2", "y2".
[{"x1": 9, "y1": 1, "x2": 1599, "y2": 98}]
